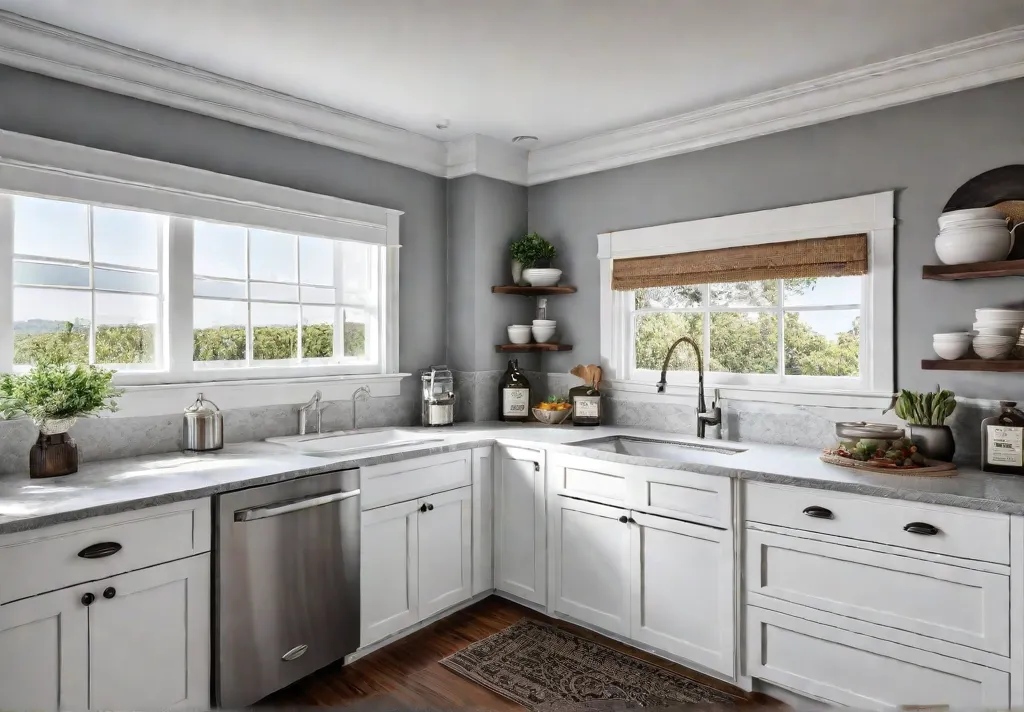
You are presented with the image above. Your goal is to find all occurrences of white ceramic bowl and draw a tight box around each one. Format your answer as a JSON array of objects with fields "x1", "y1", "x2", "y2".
[
  {"x1": 935, "y1": 224, "x2": 1014, "y2": 264},
  {"x1": 933, "y1": 332, "x2": 972, "y2": 342},
  {"x1": 531, "y1": 325, "x2": 556, "y2": 343},
  {"x1": 976, "y1": 308, "x2": 1024, "y2": 319},
  {"x1": 933, "y1": 340, "x2": 969, "y2": 360},
  {"x1": 938, "y1": 208, "x2": 1006, "y2": 229},
  {"x1": 974, "y1": 343, "x2": 1015, "y2": 360},
  {"x1": 522, "y1": 268, "x2": 563, "y2": 287},
  {"x1": 532, "y1": 406, "x2": 572, "y2": 425},
  {"x1": 532, "y1": 319, "x2": 556, "y2": 327},
  {"x1": 973, "y1": 323, "x2": 1021, "y2": 337},
  {"x1": 507, "y1": 325, "x2": 532, "y2": 344}
]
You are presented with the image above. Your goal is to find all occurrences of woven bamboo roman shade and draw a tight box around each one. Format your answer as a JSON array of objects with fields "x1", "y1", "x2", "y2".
[{"x1": 612, "y1": 234, "x2": 868, "y2": 291}]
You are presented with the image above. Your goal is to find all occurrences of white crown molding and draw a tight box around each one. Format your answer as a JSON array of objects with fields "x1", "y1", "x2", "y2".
[
  {"x1": 527, "y1": 25, "x2": 1024, "y2": 185},
  {"x1": 0, "y1": 11, "x2": 449, "y2": 177},
  {"x1": 0, "y1": 11, "x2": 1022, "y2": 187},
  {"x1": 445, "y1": 134, "x2": 529, "y2": 185}
]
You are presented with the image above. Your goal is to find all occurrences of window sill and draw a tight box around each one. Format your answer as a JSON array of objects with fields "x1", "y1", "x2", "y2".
[
  {"x1": 110, "y1": 372, "x2": 411, "y2": 418},
  {"x1": 602, "y1": 378, "x2": 896, "y2": 409}
]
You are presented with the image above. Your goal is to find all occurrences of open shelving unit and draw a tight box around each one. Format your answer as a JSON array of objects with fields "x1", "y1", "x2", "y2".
[
  {"x1": 921, "y1": 359, "x2": 1024, "y2": 372},
  {"x1": 922, "y1": 259, "x2": 1024, "y2": 281},
  {"x1": 492, "y1": 284, "x2": 577, "y2": 353}
]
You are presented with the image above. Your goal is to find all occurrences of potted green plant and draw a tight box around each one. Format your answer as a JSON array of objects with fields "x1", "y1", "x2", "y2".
[
  {"x1": 893, "y1": 387, "x2": 957, "y2": 462},
  {"x1": 509, "y1": 232, "x2": 557, "y2": 285},
  {"x1": 0, "y1": 359, "x2": 122, "y2": 477}
]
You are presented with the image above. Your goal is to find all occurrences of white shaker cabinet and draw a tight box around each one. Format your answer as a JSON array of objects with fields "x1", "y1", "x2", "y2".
[
  {"x1": 630, "y1": 510, "x2": 733, "y2": 676},
  {"x1": 361, "y1": 499, "x2": 420, "y2": 646},
  {"x1": 494, "y1": 446, "x2": 547, "y2": 606},
  {"x1": 549, "y1": 496, "x2": 631, "y2": 636},
  {"x1": 360, "y1": 485, "x2": 473, "y2": 648},
  {"x1": 0, "y1": 554, "x2": 210, "y2": 712},
  {"x1": 418, "y1": 486, "x2": 473, "y2": 619}
]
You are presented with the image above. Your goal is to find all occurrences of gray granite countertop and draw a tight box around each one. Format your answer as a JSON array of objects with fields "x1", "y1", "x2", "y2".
[{"x1": 2, "y1": 422, "x2": 1024, "y2": 534}]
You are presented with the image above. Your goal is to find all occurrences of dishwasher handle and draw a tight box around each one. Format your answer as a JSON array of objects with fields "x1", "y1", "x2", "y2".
[{"x1": 234, "y1": 489, "x2": 360, "y2": 522}]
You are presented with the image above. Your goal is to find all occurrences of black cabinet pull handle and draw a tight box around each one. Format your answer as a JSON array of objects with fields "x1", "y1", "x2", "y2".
[
  {"x1": 103, "y1": 587, "x2": 116, "y2": 599},
  {"x1": 78, "y1": 542, "x2": 122, "y2": 559},
  {"x1": 618, "y1": 515, "x2": 628, "y2": 523},
  {"x1": 628, "y1": 517, "x2": 636, "y2": 524},
  {"x1": 427, "y1": 503, "x2": 434, "y2": 511},
  {"x1": 802, "y1": 506, "x2": 834, "y2": 520},
  {"x1": 419, "y1": 503, "x2": 427, "y2": 513},
  {"x1": 904, "y1": 522, "x2": 939, "y2": 536},
  {"x1": 81, "y1": 593, "x2": 95, "y2": 606}
]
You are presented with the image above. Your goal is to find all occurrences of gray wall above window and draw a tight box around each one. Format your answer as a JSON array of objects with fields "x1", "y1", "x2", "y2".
[{"x1": 528, "y1": 77, "x2": 1024, "y2": 401}]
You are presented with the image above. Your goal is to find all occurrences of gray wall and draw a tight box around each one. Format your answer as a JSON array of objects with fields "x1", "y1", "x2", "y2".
[
  {"x1": 528, "y1": 78, "x2": 1024, "y2": 401},
  {"x1": 0, "y1": 65, "x2": 448, "y2": 380},
  {"x1": 446, "y1": 174, "x2": 533, "y2": 372}
]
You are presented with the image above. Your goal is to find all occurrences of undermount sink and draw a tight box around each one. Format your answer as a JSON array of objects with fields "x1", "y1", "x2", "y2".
[
  {"x1": 571, "y1": 435, "x2": 746, "y2": 458},
  {"x1": 267, "y1": 428, "x2": 444, "y2": 454}
]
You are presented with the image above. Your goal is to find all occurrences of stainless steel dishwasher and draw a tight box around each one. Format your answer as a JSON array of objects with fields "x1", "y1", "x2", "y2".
[{"x1": 215, "y1": 469, "x2": 360, "y2": 707}]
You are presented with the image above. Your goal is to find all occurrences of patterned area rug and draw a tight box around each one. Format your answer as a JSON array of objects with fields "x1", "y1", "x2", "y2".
[{"x1": 439, "y1": 619, "x2": 739, "y2": 711}]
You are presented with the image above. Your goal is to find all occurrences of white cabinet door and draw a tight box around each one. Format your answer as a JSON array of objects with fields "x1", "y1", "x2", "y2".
[
  {"x1": 0, "y1": 586, "x2": 88, "y2": 712},
  {"x1": 361, "y1": 500, "x2": 420, "y2": 647},
  {"x1": 88, "y1": 554, "x2": 210, "y2": 711},
  {"x1": 495, "y1": 446, "x2": 546, "y2": 605},
  {"x1": 630, "y1": 511, "x2": 734, "y2": 677},
  {"x1": 549, "y1": 496, "x2": 631, "y2": 636},
  {"x1": 471, "y1": 447, "x2": 494, "y2": 595},
  {"x1": 418, "y1": 486, "x2": 473, "y2": 619}
]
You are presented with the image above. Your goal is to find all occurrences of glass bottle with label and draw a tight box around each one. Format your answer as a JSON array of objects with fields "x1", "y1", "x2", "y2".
[
  {"x1": 982, "y1": 401, "x2": 1024, "y2": 475},
  {"x1": 499, "y1": 359, "x2": 531, "y2": 422}
]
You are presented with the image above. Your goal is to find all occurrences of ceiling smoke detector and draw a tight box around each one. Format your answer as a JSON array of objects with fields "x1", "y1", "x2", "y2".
[{"x1": 512, "y1": 135, "x2": 539, "y2": 146}]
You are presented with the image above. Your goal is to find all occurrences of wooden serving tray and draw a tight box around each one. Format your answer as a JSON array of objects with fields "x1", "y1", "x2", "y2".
[{"x1": 820, "y1": 452, "x2": 958, "y2": 477}]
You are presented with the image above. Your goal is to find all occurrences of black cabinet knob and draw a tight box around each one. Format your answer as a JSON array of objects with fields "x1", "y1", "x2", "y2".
[
  {"x1": 619, "y1": 515, "x2": 628, "y2": 523},
  {"x1": 427, "y1": 503, "x2": 434, "y2": 511},
  {"x1": 81, "y1": 593, "x2": 95, "y2": 606},
  {"x1": 904, "y1": 522, "x2": 939, "y2": 536},
  {"x1": 802, "y1": 506, "x2": 834, "y2": 520},
  {"x1": 420, "y1": 503, "x2": 427, "y2": 513},
  {"x1": 103, "y1": 587, "x2": 116, "y2": 599},
  {"x1": 628, "y1": 517, "x2": 636, "y2": 524}
]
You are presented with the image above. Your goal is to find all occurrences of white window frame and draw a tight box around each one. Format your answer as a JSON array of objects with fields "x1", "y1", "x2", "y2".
[
  {"x1": 0, "y1": 130, "x2": 407, "y2": 416},
  {"x1": 598, "y1": 191, "x2": 894, "y2": 408}
]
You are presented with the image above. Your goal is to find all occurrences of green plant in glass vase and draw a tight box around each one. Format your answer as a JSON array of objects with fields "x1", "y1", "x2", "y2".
[
  {"x1": 509, "y1": 232, "x2": 557, "y2": 285},
  {"x1": 0, "y1": 357, "x2": 122, "y2": 477}
]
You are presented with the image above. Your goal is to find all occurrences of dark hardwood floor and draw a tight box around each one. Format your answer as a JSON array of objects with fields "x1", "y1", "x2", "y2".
[{"x1": 261, "y1": 595, "x2": 774, "y2": 710}]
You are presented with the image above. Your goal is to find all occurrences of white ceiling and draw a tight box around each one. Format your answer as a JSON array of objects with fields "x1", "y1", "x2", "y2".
[{"x1": 1, "y1": 0, "x2": 1023, "y2": 149}]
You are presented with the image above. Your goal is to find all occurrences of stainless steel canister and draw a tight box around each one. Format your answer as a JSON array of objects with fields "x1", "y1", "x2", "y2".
[{"x1": 182, "y1": 393, "x2": 224, "y2": 451}]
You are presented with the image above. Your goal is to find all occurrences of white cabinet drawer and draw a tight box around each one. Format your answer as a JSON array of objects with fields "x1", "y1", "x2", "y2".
[
  {"x1": 549, "y1": 454, "x2": 627, "y2": 505},
  {"x1": 745, "y1": 482, "x2": 1009, "y2": 564},
  {"x1": 0, "y1": 500, "x2": 211, "y2": 605},
  {"x1": 361, "y1": 451, "x2": 472, "y2": 510},
  {"x1": 628, "y1": 468, "x2": 731, "y2": 530},
  {"x1": 746, "y1": 529, "x2": 1010, "y2": 656},
  {"x1": 746, "y1": 606, "x2": 1009, "y2": 710}
]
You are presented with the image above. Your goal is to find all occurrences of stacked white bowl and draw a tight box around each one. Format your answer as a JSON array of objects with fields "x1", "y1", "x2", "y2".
[
  {"x1": 507, "y1": 324, "x2": 532, "y2": 345},
  {"x1": 932, "y1": 333, "x2": 971, "y2": 360},
  {"x1": 532, "y1": 319, "x2": 556, "y2": 343},
  {"x1": 935, "y1": 208, "x2": 1016, "y2": 265},
  {"x1": 522, "y1": 268, "x2": 562, "y2": 287},
  {"x1": 973, "y1": 308, "x2": 1024, "y2": 359}
]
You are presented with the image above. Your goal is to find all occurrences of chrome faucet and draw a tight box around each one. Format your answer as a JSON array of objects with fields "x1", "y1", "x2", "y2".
[
  {"x1": 656, "y1": 336, "x2": 722, "y2": 439},
  {"x1": 298, "y1": 390, "x2": 324, "y2": 436},
  {"x1": 351, "y1": 385, "x2": 371, "y2": 430}
]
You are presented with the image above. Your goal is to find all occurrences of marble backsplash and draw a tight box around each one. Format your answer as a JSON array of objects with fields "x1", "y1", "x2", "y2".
[{"x1": 0, "y1": 389, "x2": 420, "y2": 476}]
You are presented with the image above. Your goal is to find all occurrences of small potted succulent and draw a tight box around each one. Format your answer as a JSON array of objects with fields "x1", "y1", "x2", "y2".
[
  {"x1": 509, "y1": 232, "x2": 557, "y2": 285},
  {"x1": 0, "y1": 358, "x2": 122, "y2": 477},
  {"x1": 893, "y1": 387, "x2": 957, "y2": 461}
]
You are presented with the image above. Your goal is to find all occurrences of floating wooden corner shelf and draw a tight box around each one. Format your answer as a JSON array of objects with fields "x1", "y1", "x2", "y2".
[
  {"x1": 491, "y1": 285, "x2": 578, "y2": 295},
  {"x1": 495, "y1": 343, "x2": 573, "y2": 353},
  {"x1": 922, "y1": 259, "x2": 1024, "y2": 281},
  {"x1": 922, "y1": 359, "x2": 1024, "y2": 372}
]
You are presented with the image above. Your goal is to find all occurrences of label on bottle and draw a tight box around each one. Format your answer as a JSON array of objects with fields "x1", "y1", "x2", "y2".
[
  {"x1": 574, "y1": 395, "x2": 600, "y2": 419},
  {"x1": 502, "y1": 388, "x2": 529, "y2": 417},
  {"x1": 987, "y1": 425, "x2": 1024, "y2": 467}
]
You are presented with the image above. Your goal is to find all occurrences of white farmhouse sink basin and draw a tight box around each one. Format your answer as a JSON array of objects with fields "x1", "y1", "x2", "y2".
[
  {"x1": 267, "y1": 428, "x2": 444, "y2": 454},
  {"x1": 571, "y1": 435, "x2": 746, "y2": 458}
]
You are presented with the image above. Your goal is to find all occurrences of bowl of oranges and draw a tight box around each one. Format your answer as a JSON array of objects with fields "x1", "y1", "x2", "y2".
[{"x1": 533, "y1": 396, "x2": 573, "y2": 425}]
